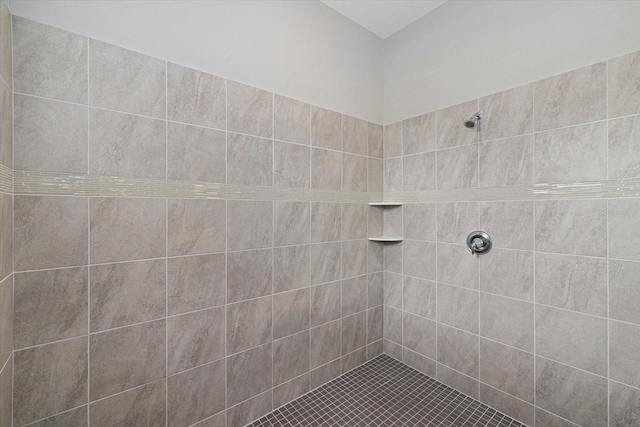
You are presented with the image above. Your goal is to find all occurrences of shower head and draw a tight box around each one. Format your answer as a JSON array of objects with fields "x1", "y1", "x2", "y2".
[{"x1": 464, "y1": 111, "x2": 483, "y2": 128}]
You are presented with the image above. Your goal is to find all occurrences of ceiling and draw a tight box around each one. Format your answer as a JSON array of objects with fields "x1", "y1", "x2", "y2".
[{"x1": 320, "y1": 0, "x2": 448, "y2": 39}]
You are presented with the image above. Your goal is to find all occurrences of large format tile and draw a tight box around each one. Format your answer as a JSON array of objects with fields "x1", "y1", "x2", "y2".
[
  {"x1": 534, "y1": 122, "x2": 607, "y2": 183},
  {"x1": 480, "y1": 293, "x2": 533, "y2": 352},
  {"x1": 610, "y1": 259, "x2": 640, "y2": 325},
  {"x1": 167, "y1": 123, "x2": 226, "y2": 183},
  {"x1": 403, "y1": 152, "x2": 436, "y2": 191},
  {"x1": 13, "y1": 16, "x2": 87, "y2": 102},
  {"x1": 437, "y1": 144, "x2": 478, "y2": 189},
  {"x1": 311, "y1": 106, "x2": 341, "y2": 151},
  {"x1": 274, "y1": 332, "x2": 310, "y2": 385},
  {"x1": 342, "y1": 115, "x2": 368, "y2": 155},
  {"x1": 168, "y1": 307, "x2": 225, "y2": 375},
  {"x1": 90, "y1": 108, "x2": 166, "y2": 178},
  {"x1": 14, "y1": 267, "x2": 88, "y2": 348},
  {"x1": 369, "y1": 123, "x2": 383, "y2": 158},
  {"x1": 168, "y1": 199, "x2": 225, "y2": 256},
  {"x1": 167, "y1": 62, "x2": 225, "y2": 129},
  {"x1": 90, "y1": 320, "x2": 166, "y2": 400},
  {"x1": 310, "y1": 320, "x2": 341, "y2": 369},
  {"x1": 436, "y1": 363, "x2": 478, "y2": 399},
  {"x1": 90, "y1": 197, "x2": 166, "y2": 264},
  {"x1": 273, "y1": 375, "x2": 310, "y2": 409},
  {"x1": 609, "y1": 198, "x2": 640, "y2": 261},
  {"x1": 275, "y1": 95, "x2": 310, "y2": 144},
  {"x1": 403, "y1": 240, "x2": 436, "y2": 281},
  {"x1": 479, "y1": 249, "x2": 534, "y2": 301},
  {"x1": 14, "y1": 195, "x2": 88, "y2": 271},
  {"x1": 536, "y1": 357, "x2": 607, "y2": 427},
  {"x1": 342, "y1": 203, "x2": 367, "y2": 240},
  {"x1": 227, "y1": 343, "x2": 272, "y2": 406},
  {"x1": 479, "y1": 384, "x2": 534, "y2": 427},
  {"x1": 436, "y1": 99, "x2": 479, "y2": 149},
  {"x1": 274, "y1": 201, "x2": 310, "y2": 246},
  {"x1": 342, "y1": 311, "x2": 367, "y2": 355},
  {"x1": 227, "y1": 200, "x2": 272, "y2": 251},
  {"x1": 227, "y1": 80, "x2": 272, "y2": 137},
  {"x1": 29, "y1": 406, "x2": 87, "y2": 427},
  {"x1": 14, "y1": 94, "x2": 88, "y2": 173},
  {"x1": 273, "y1": 245, "x2": 310, "y2": 293},
  {"x1": 311, "y1": 202, "x2": 341, "y2": 243},
  {"x1": 383, "y1": 121, "x2": 402, "y2": 158},
  {"x1": 91, "y1": 380, "x2": 166, "y2": 427},
  {"x1": 0, "y1": 0, "x2": 10, "y2": 89},
  {"x1": 536, "y1": 305, "x2": 607, "y2": 376},
  {"x1": 478, "y1": 135, "x2": 533, "y2": 187},
  {"x1": 168, "y1": 253, "x2": 225, "y2": 315},
  {"x1": 403, "y1": 112, "x2": 436, "y2": 155},
  {"x1": 403, "y1": 313, "x2": 436, "y2": 359},
  {"x1": 310, "y1": 281, "x2": 341, "y2": 327},
  {"x1": 479, "y1": 201, "x2": 533, "y2": 250},
  {"x1": 479, "y1": 84, "x2": 533, "y2": 142},
  {"x1": 273, "y1": 140, "x2": 310, "y2": 188},
  {"x1": 480, "y1": 339, "x2": 534, "y2": 403},
  {"x1": 610, "y1": 320, "x2": 640, "y2": 389},
  {"x1": 535, "y1": 253, "x2": 607, "y2": 316},
  {"x1": 534, "y1": 62, "x2": 606, "y2": 131},
  {"x1": 342, "y1": 275, "x2": 367, "y2": 316},
  {"x1": 90, "y1": 40, "x2": 166, "y2": 118},
  {"x1": 403, "y1": 203, "x2": 436, "y2": 242},
  {"x1": 90, "y1": 260, "x2": 165, "y2": 332},
  {"x1": 403, "y1": 276, "x2": 436, "y2": 319},
  {"x1": 437, "y1": 283, "x2": 478, "y2": 333},
  {"x1": 273, "y1": 288, "x2": 310, "y2": 339},
  {"x1": 14, "y1": 338, "x2": 88, "y2": 426},
  {"x1": 227, "y1": 249, "x2": 272, "y2": 302},
  {"x1": 0, "y1": 276, "x2": 11, "y2": 364},
  {"x1": 437, "y1": 202, "x2": 477, "y2": 244},
  {"x1": 608, "y1": 50, "x2": 640, "y2": 118},
  {"x1": 227, "y1": 296, "x2": 272, "y2": 354},
  {"x1": 310, "y1": 242, "x2": 341, "y2": 284},
  {"x1": 227, "y1": 133, "x2": 273, "y2": 186},
  {"x1": 610, "y1": 380, "x2": 640, "y2": 427},
  {"x1": 437, "y1": 243, "x2": 476, "y2": 288},
  {"x1": 168, "y1": 360, "x2": 225, "y2": 427},
  {"x1": 535, "y1": 199, "x2": 607, "y2": 257},
  {"x1": 312, "y1": 148, "x2": 342, "y2": 191},
  {"x1": 609, "y1": 115, "x2": 640, "y2": 180},
  {"x1": 367, "y1": 306, "x2": 383, "y2": 344},
  {"x1": 342, "y1": 239, "x2": 367, "y2": 278},
  {"x1": 0, "y1": 194, "x2": 9, "y2": 281},
  {"x1": 437, "y1": 324, "x2": 478, "y2": 378},
  {"x1": 384, "y1": 157, "x2": 402, "y2": 192},
  {"x1": 227, "y1": 391, "x2": 271, "y2": 427},
  {"x1": 343, "y1": 153, "x2": 367, "y2": 192}
]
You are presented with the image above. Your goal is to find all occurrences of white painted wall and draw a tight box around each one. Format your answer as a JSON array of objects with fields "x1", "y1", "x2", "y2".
[
  {"x1": 8, "y1": 0, "x2": 384, "y2": 124},
  {"x1": 384, "y1": 0, "x2": 640, "y2": 124}
]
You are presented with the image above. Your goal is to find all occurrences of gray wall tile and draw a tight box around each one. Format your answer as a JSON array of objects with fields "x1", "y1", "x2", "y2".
[
  {"x1": 610, "y1": 259, "x2": 640, "y2": 325},
  {"x1": 480, "y1": 339, "x2": 534, "y2": 403},
  {"x1": 436, "y1": 100, "x2": 479, "y2": 149},
  {"x1": 479, "y1": 84, "x2": 533, "y2": 142},
  {"x1": 274, "y1": 331, "x2": 309, "y2": 385},
  {"x1": 402, "y1": 152, "x2": 436, "y2": 191},
  {"x1": 311, "y1": 148, "x2": 342, "y2": 191},
  {"x1": 15, "y1": 196, "x2": 88, "y2": 271},
  {"x1": 227, "y1": 200, "x2": 272, "y2": 251},
  {"x1": 273, "y1": 288, "x2": 310, "y2": 339},
  {"x1": 168, "y1": 307, "x2": 225, "y2": 375},
  {"x1": 13, "y1": 17, "x2": 87, "y2": 102},
  {"x1": 227, "y1": 343, "x2": 272, "y2": 406},
  {"x1": 168, "y1": 254, "x2": 225, "y2": 315},
  {"x1": 610, "y1": 198, "x2": 640, "y2": 261},
  {"x1": 610, "y1": 320, "x2": 640, "y2": 389},
  {"x1": 437, "y1": 324, "x2": 479, "y2": 378},
  {"x1": 478, "y1": 135, "x2": 533, "y2": 187},
  {"x1": 274, "y1": 245, "x2": 310, "y2": 293},
  {"x1": 608, "y1": 51, "x2": 640, "y2": 118},
  {"x1": 14, "y1": 94, "x2": 88, "y2": 173},
  {"x1": 479, "y1": 249, "x2": 534, "y2": 301},
  {"x1": 437, "y1": 144, "x2": 478, "y2": 189},
  {"x1": 310, "y1": 320, "x2": 341, "y2": 369},
  {"x1": 274, "y1": 95, "x2": 310, "y2": 145},
  {"x1": 227, "y1": 296, "x2": 272, "y2": 354},
  {"x1": 167, "y1": 63, "x2": 225, "y2": 129},
  {"x1": 403, "y1": 313, "x2": 436, "y2": 359},
  {"x1": 15, "y1": 267, "x2": 88, "y2": 348},
  {"x1": 437, "y1": 283, "x2": 478, "y2": 333},
  {"x1": 273, "y1": 140, "x2": 310, "y2": 188},
  {"x1": 479, "y1": 201, "x2": 533, "y2": 250},
  {"x1": 480, "y1": 293, "x2": 533, "y2": 352},
  {"x1": 226, "y1": 133, "x2": 273, "y2": 186},
  {"x1": 274, "y1": 201, "x2": 310, "y2": 246},
  {"x1": 610, "y1": 380, "x2": 640, "y2": 427},
  {"x1": 383, "y1": 122, "x2": 402, "y2": 158},
  {"x1": 168, "y1": 199, "x2": 225, "y2": 256},
  {"x1": 311, "y1": 107, "x2": 341, "y2": 151},
  {"x1": 402, "y1": 112, "x2": 436, "y2": 155},
  {"x1": 227, "y1": 80, "x2": 272, "y2": 137},
  {"x1": 90, "y1": 320, "x2": 166, "y2": 400},
  {"x1": 167, "y1": 123, "x2": 226, "y2": 183},
  {"x1": 14, "y1": 338, "x2": 88, "y2": 426},
  {"x1": 534, "y1": 62, "x2": 606, "y2": 131},
  {"x1": 310, "y1": 281, "x2": 341, "y2": 327},
  {"x1": 90, "y1": 197, "x2": 166, "y2": 264},
  {"x1": 342, "y1": 115, "x2": 368, "y2": 155},
  {"x1": 91, "y1": 380, "x2": 166, "y2": 427},
  {"x1": 89, "y1": 39, "x2": 166, "y2": 118}
]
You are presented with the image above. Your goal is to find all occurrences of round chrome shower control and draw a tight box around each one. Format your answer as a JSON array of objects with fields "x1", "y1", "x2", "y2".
[{"x1": 466, "y1": 231, "x2": 492, "y2": 255}]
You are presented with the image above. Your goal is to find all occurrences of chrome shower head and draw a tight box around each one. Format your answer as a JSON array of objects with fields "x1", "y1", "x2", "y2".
[{"x1": 464, "y1": 111, "x2": 483, "y2": 128}]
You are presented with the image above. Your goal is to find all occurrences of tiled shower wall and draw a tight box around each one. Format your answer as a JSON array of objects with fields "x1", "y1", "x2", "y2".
[
  {"x1": 381, "y1": 52, "x2": 640, "y2": 426},
  {"x1": 8, "y1": 16, "x2": 385, "y2": 427},
  {"x1": 0, "y1": 0, "x2": 12, "y2": 424}
]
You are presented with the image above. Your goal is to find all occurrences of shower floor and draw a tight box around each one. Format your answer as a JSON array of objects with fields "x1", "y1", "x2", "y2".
[{"x1": 248, "y1": 354, "x2": 526, "y2": 427}]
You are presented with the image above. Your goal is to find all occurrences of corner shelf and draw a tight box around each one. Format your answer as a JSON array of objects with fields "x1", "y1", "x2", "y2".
[
  {"x1": 369, "y1": 202, "x2": 403, "y2": 243},
  {"x1": 368, "y1": 237, "x2": 403, "y2": 243}
]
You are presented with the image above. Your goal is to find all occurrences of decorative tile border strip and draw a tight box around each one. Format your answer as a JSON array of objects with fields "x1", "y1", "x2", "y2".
[
  {"x1": 386, "y1": 178, "x2": 640, "y2": 203},
  {"x1": 0, "y1": 164, "x2": 12, "y2": 194},
  {"x1": 14, "y1": 170, "x2": 382, "y2": 203},
  {"x1": 13, "y1": 169, "x2": 640, "y2": 203}
]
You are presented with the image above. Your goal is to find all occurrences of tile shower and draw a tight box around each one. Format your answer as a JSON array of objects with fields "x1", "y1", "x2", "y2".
[{"x1": 0, "y1": 2, "x2": 640, "y2": 427}]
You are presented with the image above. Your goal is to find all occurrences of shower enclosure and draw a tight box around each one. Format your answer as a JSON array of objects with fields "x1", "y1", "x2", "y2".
[{"x1": 1, "y1": 1, "x2": 640, "y2": 427}]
